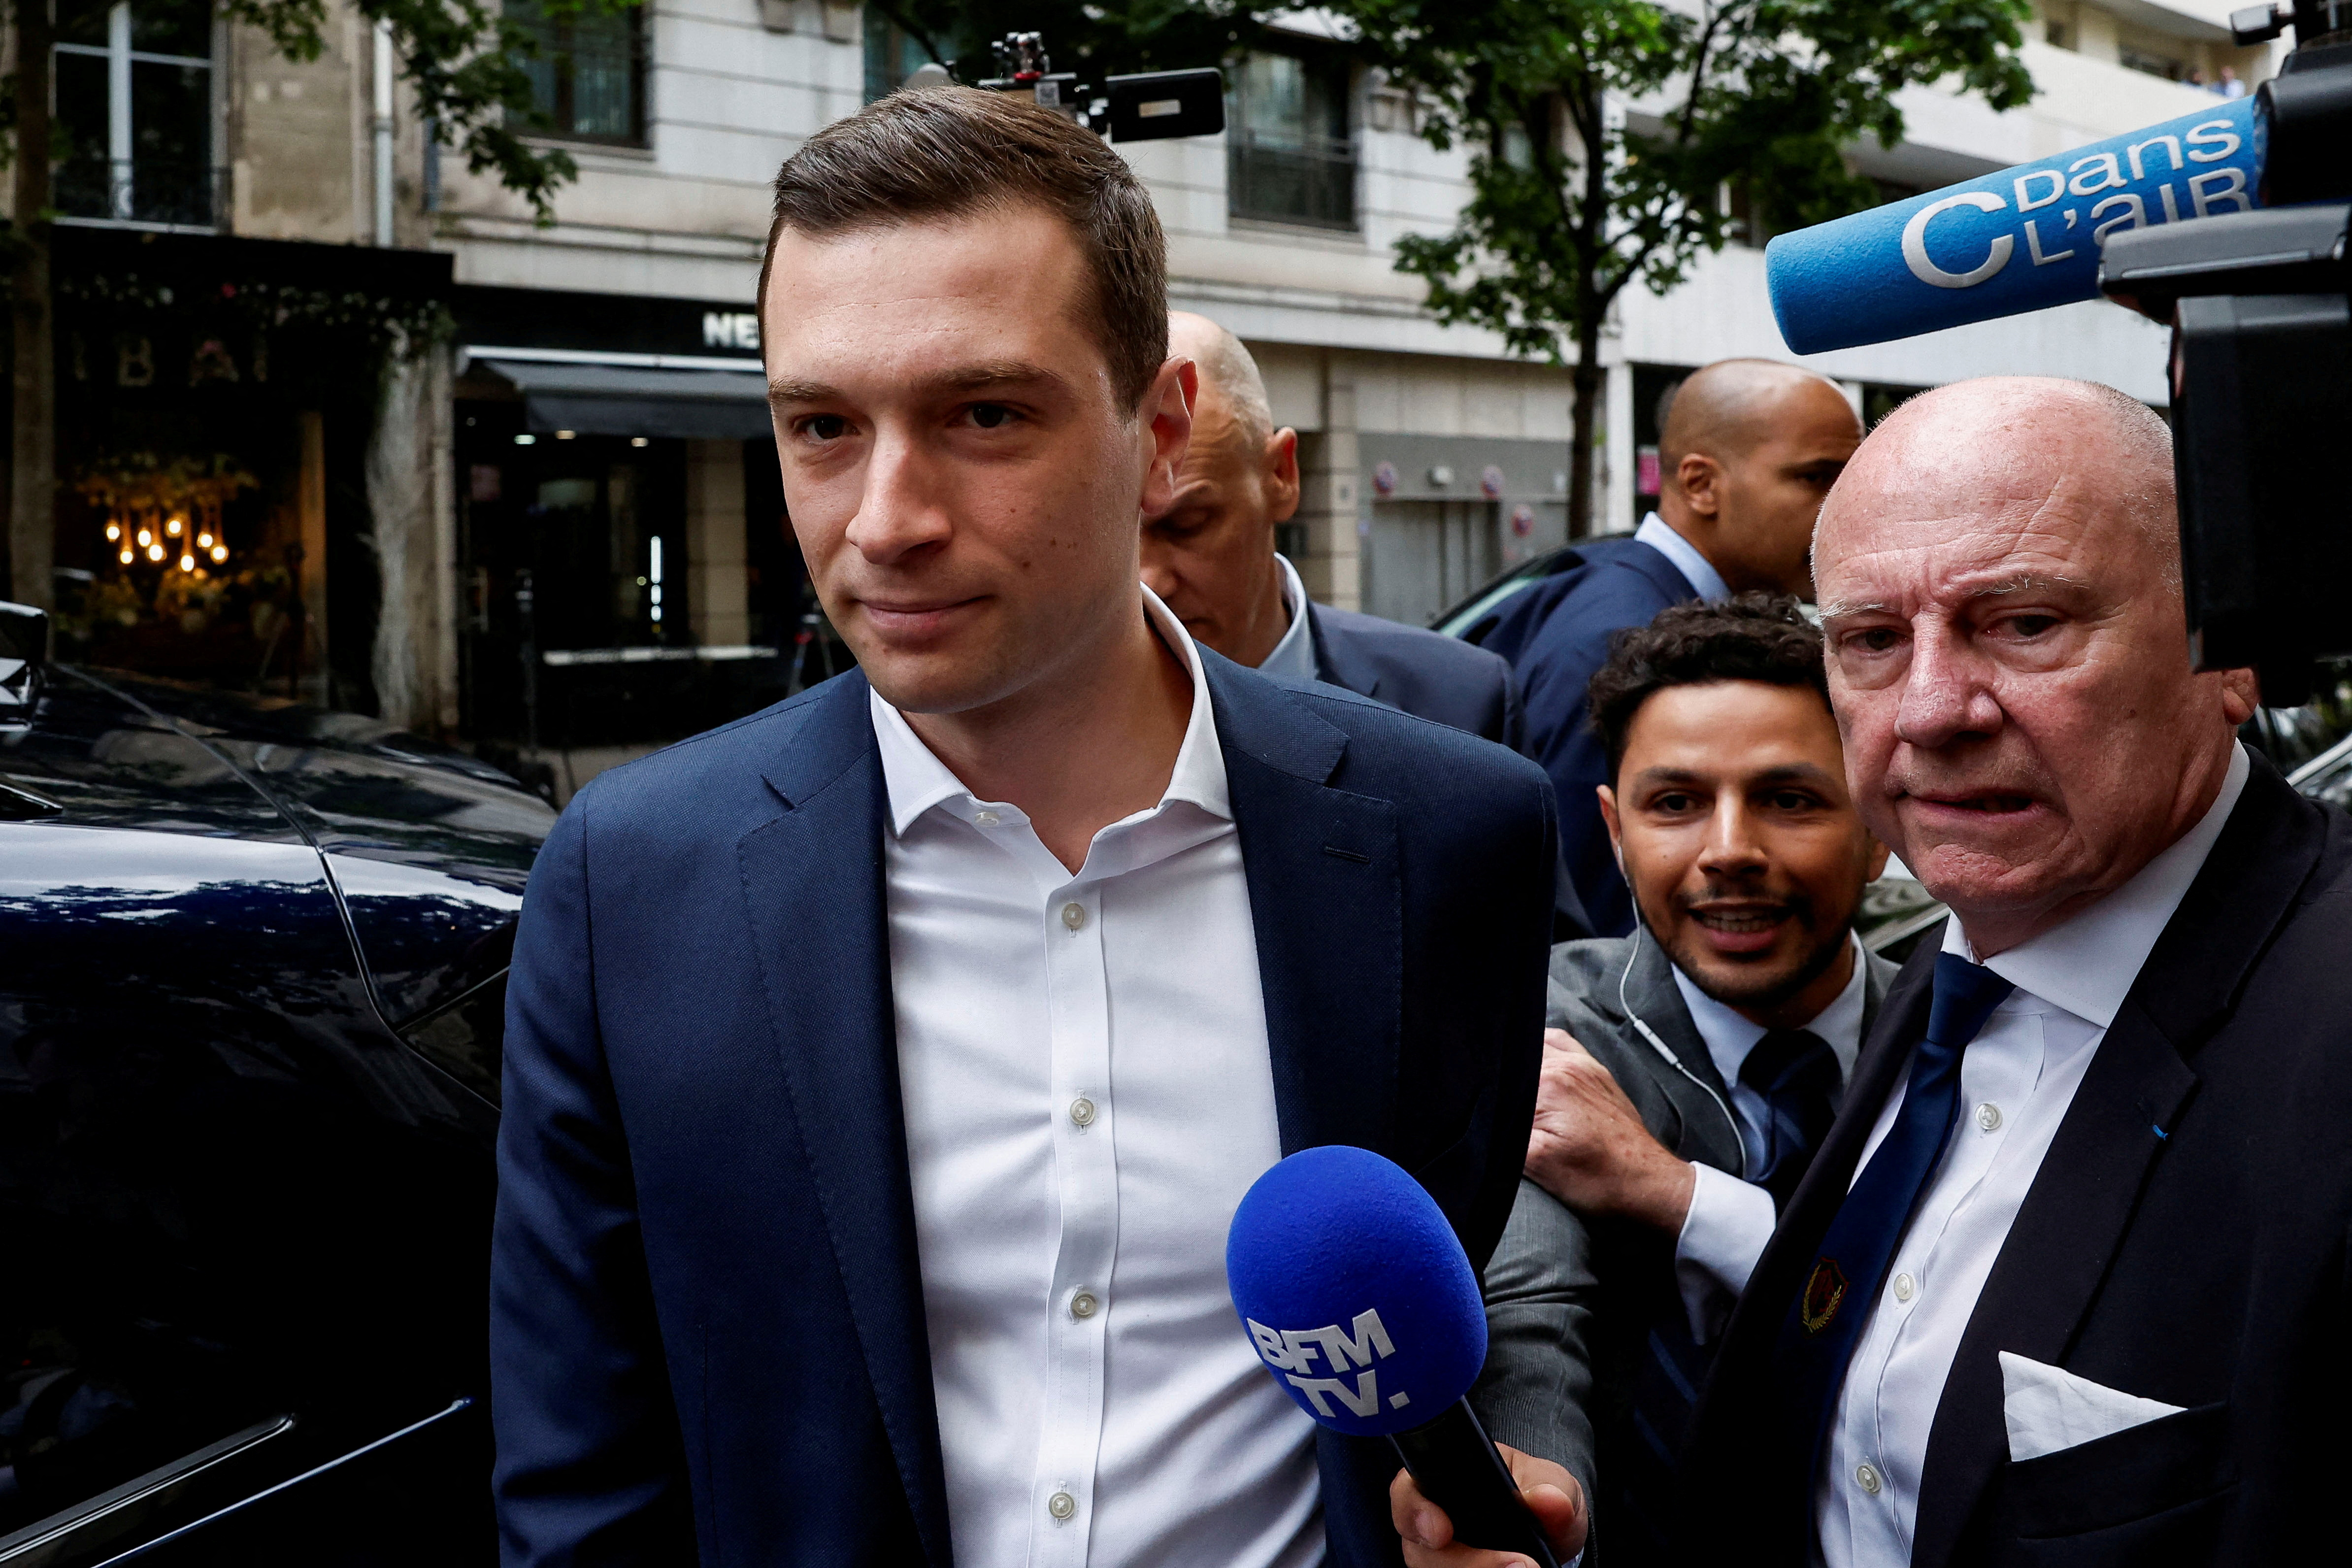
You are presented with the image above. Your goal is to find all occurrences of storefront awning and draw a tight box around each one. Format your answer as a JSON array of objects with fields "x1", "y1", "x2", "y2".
[{"x1": 476, "y1": 358, "x2": 773, "y2": 441}]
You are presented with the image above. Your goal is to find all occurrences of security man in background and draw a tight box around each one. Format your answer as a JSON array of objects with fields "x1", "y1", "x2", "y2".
[
  {"x1": 1144, "y1": 312, "x2": 1524, "y2": 747},
  {"x1": 1481, "y1": 361, "x2": 1861, "y2": 936},
  {"x1": 1392, "y1": 595, "x2": 1896, "y2": 1568}
]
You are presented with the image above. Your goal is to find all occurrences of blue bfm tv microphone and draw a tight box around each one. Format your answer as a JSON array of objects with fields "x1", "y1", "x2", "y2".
[
  {"x1": 1226, "y1": 1145, "x2": 1560, "y2": 1568},
  {"x1": 1765, "y1": 95, "x2": 2259, "y2": 354}
]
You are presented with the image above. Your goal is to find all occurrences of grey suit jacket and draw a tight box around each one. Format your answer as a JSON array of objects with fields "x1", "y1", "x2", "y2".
[{"x1": 1469, "y1": 932, "x2": 1895, "y2": 1535}]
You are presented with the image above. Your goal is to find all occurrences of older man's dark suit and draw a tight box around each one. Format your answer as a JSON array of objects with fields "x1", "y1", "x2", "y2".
[
  {"x1": 1304, "y1": 600, "x2": 1596, "y2": 937},
  {"x1": 1473, "y1": 933, "x2": 1893, "y2": 1565},
  {"x1": 490, "y1": 650, "x2": 1558, "y2": 1567},
  {"x1": 1682, "y1": 756, "x2": 2352, "y2": 1568},
  {"x1": 1307, "y1": 599, "x2": 1524, "y2": 751}
]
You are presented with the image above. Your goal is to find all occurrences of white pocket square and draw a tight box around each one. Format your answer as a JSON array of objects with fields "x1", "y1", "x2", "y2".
[{"x1": 1999, "y1": 1351, "x2": 2184, "y2": 1463}]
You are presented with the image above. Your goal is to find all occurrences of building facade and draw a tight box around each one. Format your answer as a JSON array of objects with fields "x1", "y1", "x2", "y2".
[{"x1": 17, "y1": 0, "x2": 2278, "y2": 779}]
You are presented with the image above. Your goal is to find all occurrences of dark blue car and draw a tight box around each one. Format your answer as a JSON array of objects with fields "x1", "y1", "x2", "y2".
[{"x1": 0, "y1": 601, "x2": 549, "y2": 1567}]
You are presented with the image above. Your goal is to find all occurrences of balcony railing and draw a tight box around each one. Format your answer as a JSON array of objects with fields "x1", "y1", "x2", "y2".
[
  {"x1": 1228, "y1": 127, "x2": 1358, "y2": 232},
  {"x1": 56, "y1": 157, "x2": 226, "y2": 232}
]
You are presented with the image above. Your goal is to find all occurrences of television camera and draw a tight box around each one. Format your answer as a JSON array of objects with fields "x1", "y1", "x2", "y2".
[{"x1": 2098, "y1": 1, "x2": 2352, "y2": 702}]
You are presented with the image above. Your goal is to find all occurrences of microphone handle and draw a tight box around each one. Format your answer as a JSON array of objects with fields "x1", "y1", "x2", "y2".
[{"x1": 1387, "y1": 1398, "x2": 1561, "y2": 1568}]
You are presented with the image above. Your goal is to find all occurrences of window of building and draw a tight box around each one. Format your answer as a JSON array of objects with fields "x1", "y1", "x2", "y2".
[
  {"x1": 1725, "y1": 179, "x2": 1771, "y2": 250},
  {"x1": 1227, "y1": 50, "x2": 1357, "y2": 232},
  {"x1": 54, "y1": 0, "x2": 219, "y2": 229},
  {"x1": 862, "y1": 4, "x2": 934, "y2": 102},
  {"x1": 511, "y1": 0, "x2": 648, "y2": 146},
  {"x1": 2118, "y1": 42, "x2": 2187, "y2": 81}
]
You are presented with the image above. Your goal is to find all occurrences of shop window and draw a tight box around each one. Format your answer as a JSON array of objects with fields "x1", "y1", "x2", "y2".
[
  {"x1": 54, "y1": 0, "x2": 220, "y2": 230},
  {"x1": 1227, "y1": 50, "x2": 1358, "y2": 232},
  {"x1": 510, "y1": 0, "x2": 648, "y2": 147}
]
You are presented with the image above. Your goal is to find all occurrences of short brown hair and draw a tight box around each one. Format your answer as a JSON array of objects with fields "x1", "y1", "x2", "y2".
[
  {"x1": 759, "y1": 86, "x2": 1169, "y2": 409},
  {"x1": 1587, "y1": 594, "x2": 1830, "y2": 780}
]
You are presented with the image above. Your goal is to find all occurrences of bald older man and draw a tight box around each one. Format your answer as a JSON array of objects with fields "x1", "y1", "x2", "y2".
[
  {"x1": 1145, "y1": 313, "x2": 1524, "y2": 747},
  {"x1": 1668, "y1": 377, "x2": 2352, "y2": 1568},
  {"x1": 1483, "y1": 361, "x2": 1860, "y2": 935}
]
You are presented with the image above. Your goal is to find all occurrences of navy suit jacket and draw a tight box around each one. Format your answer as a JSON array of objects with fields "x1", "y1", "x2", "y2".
[
  {"x1": 1477, "y1": 539, "x2": 1697, "y2": 937},
  {"x1": 1683, "y1": 758, "x2": 2352, "y2": 1568},
  {"x1": 491, "y1": 651, "x2": 1559, "y2": 1567},
  {"x1": 1308, "y1": 600, "x2": 1524, "y2": 752},
  {"x1": 1307, "y1": 601, "x2": 1590, "y2": 938}
]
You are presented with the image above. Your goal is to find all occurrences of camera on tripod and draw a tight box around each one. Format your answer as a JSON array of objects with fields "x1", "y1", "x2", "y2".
[
  {"x1": 972, "y1": 30, "x2": 1225, "y2": 145},
  {"x1": 2099, "y1": 0, "x2": 2352, "y2": 703}
]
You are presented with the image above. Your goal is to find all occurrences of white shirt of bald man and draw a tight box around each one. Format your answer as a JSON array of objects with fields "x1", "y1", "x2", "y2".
[
  {"x1": 1253, "y1": 552, "x2": 1319, "y2": 684},
  {"x1": 1814, "y1": 742, "x2": 2250, "y2": 1567},
  {"x1": 877, "y1": 582, "x2": 1322, "y2": 1568}
]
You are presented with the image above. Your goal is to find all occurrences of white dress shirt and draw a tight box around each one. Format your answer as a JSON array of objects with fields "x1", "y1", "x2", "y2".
[
  {"x1": 874, "y1": 587, "x2": 1323, "y2": 1568},
  {"x1": 1634, "y1": 512, "x2": 1731, "y2": 603},
  {"x1": 1815, "y1": 742, "x2": 2251, "y2": 1567},
  {"x1": 1669, "y1": 938, "x2": 1870, "y2": 1338},
  {"x1": 1257, "y1": 553, "x2": 1319, "y2": 684}
]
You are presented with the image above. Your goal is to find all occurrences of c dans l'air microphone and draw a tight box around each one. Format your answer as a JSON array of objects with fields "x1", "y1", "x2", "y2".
[
  {"x1": 1765, "y1": 96, "x2": 2260, "y2": 354},
  {"x1": 1226, "y1": 1145, "x2": 1562, "y2": 1568}
]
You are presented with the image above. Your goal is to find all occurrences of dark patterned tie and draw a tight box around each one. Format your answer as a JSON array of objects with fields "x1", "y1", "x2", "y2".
[
  {"x1": 1769, "y1": 954, "x2": 2014, "y2": 1488},
  {"x1": 1738, "y1": 1029, "x2": 1842, "y2": 1212},
  {"x1": 1616, "y1": 1031, "x2": 1841, "y2": 1558}
]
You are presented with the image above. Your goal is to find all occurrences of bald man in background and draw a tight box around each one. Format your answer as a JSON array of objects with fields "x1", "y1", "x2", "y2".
[
  {"x1": 1482, "y1": 360, "x2": 1861, "y2": 935},
  {"x1": 1145, "y1": 313, "x2": 1525, "y2": 749}
]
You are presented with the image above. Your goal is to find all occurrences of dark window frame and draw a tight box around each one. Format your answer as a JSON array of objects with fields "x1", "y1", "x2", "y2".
[
  {"x1": 512, "y1": 0, "x2": 651, "y2": 149},
  {"x1": 1226, "y1": 45, "x2": 1359, "y2": 234}
]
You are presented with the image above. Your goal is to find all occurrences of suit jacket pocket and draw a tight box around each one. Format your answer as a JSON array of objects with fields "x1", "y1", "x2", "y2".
[{"x1": 1997, "y1": 1398, "x2": 2234, "y2": 1562}]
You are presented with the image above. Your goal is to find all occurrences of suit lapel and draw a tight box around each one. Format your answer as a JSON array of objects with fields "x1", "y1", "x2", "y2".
[
  {"x1": 735, "y1": 672, "x2": 952, "y2": 1566},
  {"x1": 1909, "y1": 763, "x2": 2327, "y2": 1568},
  {"x1": 1620, "y1": 934, "x2": 1744, "y2": 1171},
  {"x1": 1206, "y1": 652, "x2": 1404, "y2": 1156},
  {"x1": 1306, "y1": 601, "x2": 1385, "y2": 703}
]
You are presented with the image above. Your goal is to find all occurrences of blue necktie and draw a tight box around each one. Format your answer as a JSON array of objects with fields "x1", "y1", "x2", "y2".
[
  {"x1": 1770, "y1": 953, "x2": 2014, "y2": 1479},
  {"x1": 1739, "y1": 1028, "x2": 1842, "y2": 1212}
]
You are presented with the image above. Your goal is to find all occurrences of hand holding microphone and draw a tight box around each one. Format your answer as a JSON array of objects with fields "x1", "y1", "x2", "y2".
[{"x1": 1226, "y1": 1145, "x2": 1587, "y2": 1568}]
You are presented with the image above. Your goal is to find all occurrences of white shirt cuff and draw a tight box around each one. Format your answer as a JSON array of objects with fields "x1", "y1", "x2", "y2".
[{"x1": 1672, "y1": 1164, "x2": 1778, "y2": 1344}]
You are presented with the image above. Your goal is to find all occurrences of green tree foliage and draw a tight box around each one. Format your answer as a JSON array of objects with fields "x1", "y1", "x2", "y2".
[{"x1": 1323, "y1": 0, "x2": 2036, "y2": 534}]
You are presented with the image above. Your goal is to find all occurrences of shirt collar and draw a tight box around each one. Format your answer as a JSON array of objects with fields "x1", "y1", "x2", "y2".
[
  {"x1": 1634, "y1": 512, "x2": 1731, "y2": 603},
  {"x1": 1671, "y1": 932, "x2": 1871, "y2": 1093},
  {"x1": 1939, "y1": 741, "x2": 2252, "y2": 1029},
  {"x1": 1256, "y1": 553, "x2": 1320, "y2": 684},
  {"x1": 868, "y1": 583, "x2": 1232, "y2": 838}
]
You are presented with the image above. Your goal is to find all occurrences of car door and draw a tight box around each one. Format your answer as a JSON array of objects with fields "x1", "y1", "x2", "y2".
[{"x1": 0, "y1": 670, "x2": 497, "y2": 1568}]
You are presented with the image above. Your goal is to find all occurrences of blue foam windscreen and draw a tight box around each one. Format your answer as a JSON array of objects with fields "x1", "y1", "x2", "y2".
[
  {"x1": 1766, "y1": 97, "x2": 2259, "y2": 355},
  {"x1": 1225, "y1": 1144, "x2": 1486, "y2": 1438}
]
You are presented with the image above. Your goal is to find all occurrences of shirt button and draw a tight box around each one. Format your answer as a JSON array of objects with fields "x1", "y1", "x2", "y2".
[
  {"x1": 1060, "y1": 902, "x2": 1088, "y2": 931},
  {"x1": 1069, "y1": 1097, "x2": 1097, "y2": 1128},
  {"x1": 1047, "y1": 1492, "x2": 1077, "y2": 1521},
  {"x1": 974, "y1": 809, "x2": 1000, "y2": 827},
  {"x1": 1892, "y1": 1272, "x2": 1916, "y2": 1303},
  {"x1": 1977, "y1": 1102, "x2": 2003, "y2": 1132},
  {"x1": 1070, "y1": 1290, "x2": 1100, "y2": 1320},
  {"x1": 1856, "y1": 1462, "x2": 1883, "y2": 1496}
]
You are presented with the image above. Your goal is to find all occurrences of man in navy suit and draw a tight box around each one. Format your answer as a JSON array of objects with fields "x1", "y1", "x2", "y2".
[
  {"x1": 490, "y1": 86, "x2": 1570, "y2": 1568},
  {"x1": 1480, "y1": 362, "x2": 1859, "y2": 936},
  {"x1": 1683, "y1": 379, "x2": 2352, "y2": 1567},
  {"x1": 1143, "y1": 312, "x2": 1524, "y2": 749}
]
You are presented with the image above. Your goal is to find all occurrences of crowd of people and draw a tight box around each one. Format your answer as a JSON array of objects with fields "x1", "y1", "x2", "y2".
[{"x1": 485, "y1": 84, "x2": 2350, "y2": 1568}]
